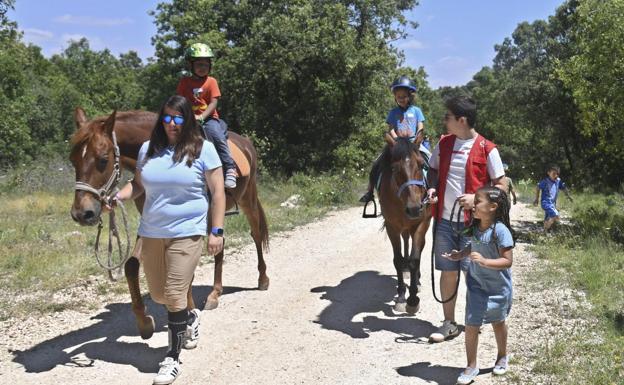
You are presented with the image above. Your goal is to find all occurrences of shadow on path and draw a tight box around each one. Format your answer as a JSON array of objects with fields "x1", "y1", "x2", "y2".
[
  {"x1": 10, "y1": 285, "x2": 254, "y2": 373},
  {"x1": 395, "y1": 361, "x2": 466, "y2": 384},
  {"x1": 311, "y1": 270, "x2": 436, "y2": 339}
]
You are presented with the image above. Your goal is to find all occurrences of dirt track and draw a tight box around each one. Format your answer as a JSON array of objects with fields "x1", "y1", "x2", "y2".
[{"x1": 1, "y1": 202, "x2": 569, "y2": 384}]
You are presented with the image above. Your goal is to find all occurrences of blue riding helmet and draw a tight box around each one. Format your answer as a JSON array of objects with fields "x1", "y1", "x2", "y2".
[{"x1": 391, "y1": 76, "x2": 417, "y2": 93}]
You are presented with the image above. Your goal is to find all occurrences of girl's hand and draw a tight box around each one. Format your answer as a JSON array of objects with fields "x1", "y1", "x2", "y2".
[
  {"x1": 469, "y1": 252, "x2": 488, "y2": 267},
  {"x1": 458, "y1": 194, "x2": 475, "y2": 210},
  {"x1": 427, "y1": 188, "x2": 438, "y2": 204},
  {"x1": 207, "y1": 234, "x2": 224, "y2": 256},
  {"x1": 442, "y1": 249, "x2": 464, "y2": 261}
]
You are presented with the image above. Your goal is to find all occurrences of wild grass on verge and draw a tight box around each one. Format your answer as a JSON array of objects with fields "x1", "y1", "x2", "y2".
[
  {"x1": 0, "y1": 162, "x2": 364, "y2": 319},
  {"x1": 514, "y1": 189, "x2": 624, "y2": 384}
]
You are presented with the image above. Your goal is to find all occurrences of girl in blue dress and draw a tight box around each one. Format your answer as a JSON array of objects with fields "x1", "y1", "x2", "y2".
[{"x1": 443, "y1": 186, "x2": 514, "y2": 384}]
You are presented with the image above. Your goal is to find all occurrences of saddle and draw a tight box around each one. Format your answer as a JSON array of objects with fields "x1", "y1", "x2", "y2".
[{"x1": 227, "y1": 139, "x2": 250, "y2": 177}]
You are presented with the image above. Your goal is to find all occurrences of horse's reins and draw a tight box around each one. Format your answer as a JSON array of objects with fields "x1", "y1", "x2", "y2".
[
  {"x1": 74, "y1": 131, "x2": 131, "y2": 279},
  {"x1": 430, "y1": 196, "x2": 464, "y2": 304}
]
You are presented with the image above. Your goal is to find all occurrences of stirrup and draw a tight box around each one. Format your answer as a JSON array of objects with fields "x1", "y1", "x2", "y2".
[{"x1": 362, "y1": 197, "x2": 380, "y2": 218}]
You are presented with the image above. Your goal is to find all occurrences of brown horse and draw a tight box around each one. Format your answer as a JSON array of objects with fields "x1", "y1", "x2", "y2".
[
  {"x1": 378, "y1": 133, "x2": 432, "y2": 314},
  {"x1": 69, "y1": 107, "x2": 269, "y2": 339}
]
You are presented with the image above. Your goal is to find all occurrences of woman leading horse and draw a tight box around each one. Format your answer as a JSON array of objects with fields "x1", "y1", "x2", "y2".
[{"x1": 69, "y1": 103, "x2": 269, "y2": 341}]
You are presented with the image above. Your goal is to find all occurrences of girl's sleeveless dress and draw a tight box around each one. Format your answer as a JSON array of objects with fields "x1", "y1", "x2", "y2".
[{"x1": 465, "y1": 222, "x2": 514, "y2": 326}]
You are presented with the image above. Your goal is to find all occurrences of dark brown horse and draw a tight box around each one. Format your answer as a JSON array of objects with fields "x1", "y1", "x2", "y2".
[
  {"x1": 378, "y1": 133, "x2": 432, "y2": 314},
  {"x1": 69, "y1": 108, "x2": 269, "y2": 339}
]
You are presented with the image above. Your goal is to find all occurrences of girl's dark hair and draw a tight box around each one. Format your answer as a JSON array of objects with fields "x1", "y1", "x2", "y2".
[
  {"x1": 147, "y1": 95, "x2": 203, "y2": 167},
  {"x1": 468, "y1": 186, "x2": 515, "y2": 245}
]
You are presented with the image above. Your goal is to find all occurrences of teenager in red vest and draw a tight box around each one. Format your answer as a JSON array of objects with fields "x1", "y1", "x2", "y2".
[{"x1": 425, "y1": 96, "x2": 507, "y2": 342}]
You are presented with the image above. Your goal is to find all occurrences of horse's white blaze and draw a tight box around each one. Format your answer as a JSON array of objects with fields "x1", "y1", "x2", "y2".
[{"x1": 82, "y1": 145, "x2": 87, "y2": 159}]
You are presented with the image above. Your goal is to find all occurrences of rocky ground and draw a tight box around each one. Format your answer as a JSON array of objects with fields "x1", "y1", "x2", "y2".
[{"x1": 0, "y1": 202, "x2": 588, "y2": 384}]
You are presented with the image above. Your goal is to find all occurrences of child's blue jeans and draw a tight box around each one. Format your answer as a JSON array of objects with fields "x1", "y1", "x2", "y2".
[{"x1": 201, "y1": 118, "x2": 236, "y2": 171}]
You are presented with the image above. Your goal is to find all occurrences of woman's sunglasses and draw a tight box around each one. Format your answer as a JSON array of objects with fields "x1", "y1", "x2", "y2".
[{"x1": 162, "y1": 114, "x2": 184, "y2": 125}]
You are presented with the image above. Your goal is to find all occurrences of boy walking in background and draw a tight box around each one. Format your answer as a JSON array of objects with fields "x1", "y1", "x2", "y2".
[
  {"x1": 533, "y1": 165, "x2": 572, "y2": 232},
  {"x1": 503, "y1": 164, "x2": 517, "y2": 206}
]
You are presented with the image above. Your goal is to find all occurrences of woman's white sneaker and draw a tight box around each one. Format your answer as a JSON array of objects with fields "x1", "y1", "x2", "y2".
[
  {"x1": 153, "y1": 357, "x2": 180, "y2": 385},
  {"x1": 183, "y1": 308, "x2": 201, "y2": 349}
]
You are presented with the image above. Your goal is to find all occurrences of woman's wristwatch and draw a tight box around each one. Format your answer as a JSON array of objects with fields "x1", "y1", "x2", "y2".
[{"x1": 210, "y1": 227, "x2": 224, "y2": 237}]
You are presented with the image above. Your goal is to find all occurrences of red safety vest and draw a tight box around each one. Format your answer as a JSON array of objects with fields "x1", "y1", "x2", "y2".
[{"x1": 434, "y1": 133, "x2": 497, "y2": 223}]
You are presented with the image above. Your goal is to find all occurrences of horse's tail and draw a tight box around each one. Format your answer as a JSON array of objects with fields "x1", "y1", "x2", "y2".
[{"x1": 257, "y1": 198, "x2": 270, "y2": 252}]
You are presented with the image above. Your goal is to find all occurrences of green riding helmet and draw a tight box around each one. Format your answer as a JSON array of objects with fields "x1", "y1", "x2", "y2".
[{"x1": 185, "y1": 43, "x2": 214, "y2": 60}]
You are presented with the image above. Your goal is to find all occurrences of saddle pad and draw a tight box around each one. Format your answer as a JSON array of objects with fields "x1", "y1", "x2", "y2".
[{"x1": 227, "y1": 139, "x2": 250, "y2": 177}]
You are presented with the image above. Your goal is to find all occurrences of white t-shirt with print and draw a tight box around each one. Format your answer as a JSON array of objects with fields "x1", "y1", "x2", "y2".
[{"x1": 429, "y1": 137, "x2": 505, "y2": 221}]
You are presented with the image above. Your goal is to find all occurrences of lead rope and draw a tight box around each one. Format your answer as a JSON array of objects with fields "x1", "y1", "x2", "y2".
[
  {"x1": 94, "y1": 194, "x2": 131, "y2": 281},
  {"x1": 430, "y1": 197, "x2": 463, "y2": 303}
]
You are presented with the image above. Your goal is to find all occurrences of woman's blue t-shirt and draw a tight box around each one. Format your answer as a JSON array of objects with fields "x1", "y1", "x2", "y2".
[{"x1": 136, "y1": 140, "x2": 222, "y2": 238}]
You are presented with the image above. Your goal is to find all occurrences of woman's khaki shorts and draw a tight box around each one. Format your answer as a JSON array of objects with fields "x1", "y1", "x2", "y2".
[{"x1": 141, "y1": 235, "x2": 203, "y2": 312}]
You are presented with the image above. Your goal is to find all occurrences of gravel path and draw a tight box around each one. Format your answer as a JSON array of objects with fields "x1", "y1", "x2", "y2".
[{"x1": 1, "y1": 202, "x2": 585, "y2": 384}]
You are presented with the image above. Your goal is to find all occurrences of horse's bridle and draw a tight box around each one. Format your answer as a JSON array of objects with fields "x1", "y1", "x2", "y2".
[
  {"x1": 394, "y1": 156, "x2": 429, "y2": 205},
  {"x1": 74, "y1": 131, "x2": 121, "y2": 201}
]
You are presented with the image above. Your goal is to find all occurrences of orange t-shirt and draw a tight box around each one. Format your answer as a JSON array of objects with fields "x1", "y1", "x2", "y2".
[{"x1": 176, "y1": 76, "x2": 221, "y2": 119}]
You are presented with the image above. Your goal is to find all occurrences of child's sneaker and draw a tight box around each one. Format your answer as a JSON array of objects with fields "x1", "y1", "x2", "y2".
[
  {"x1": 359, "y1": 190, "x2": 374, "y2": 203},
  {"x1": 225, "y1": 168, "x2": 237, "y2": 189},
  {"x1": 493, "y1": 355, "x2": 509, "y2": 375},
  {"x1": 429, "y1": 320, "x2": 460, "y2": 342},
  {"x1": 183, "y1": 309, "x2": 200, "y2": 350},
  {"x1": 456, "y1": 367, "x2": 479, "y2": 385},
  {"x1": 153, "y1": 357, "x2": 180, "y2": 385}
]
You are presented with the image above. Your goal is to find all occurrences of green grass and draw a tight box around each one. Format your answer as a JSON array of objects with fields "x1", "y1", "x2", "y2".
[
  {"x1": 0, "y1": 160, "x2": 364, "y2": 318},
  {"x1": 513, "y1": 188, "x2": 624, "y2": 384}
]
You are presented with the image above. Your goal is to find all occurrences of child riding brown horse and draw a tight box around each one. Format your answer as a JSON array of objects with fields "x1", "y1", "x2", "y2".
[
  {"x1": 378, "y1": 133, "x2": 432, "y2": 314},
  {"x1": 69, "y1": 107, "x2": 269, "y2": 339}
]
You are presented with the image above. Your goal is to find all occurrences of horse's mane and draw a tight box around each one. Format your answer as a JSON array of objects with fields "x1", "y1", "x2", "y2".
[
  {"x1": 70, "y1": 110, "x2": 157, "y2": 155},
  {"x1": 390, "y1": 137, "x2": 417, "y2": 161},
  {"x1": 70, "y1": 126, "x2": 96, "y2": 156}
]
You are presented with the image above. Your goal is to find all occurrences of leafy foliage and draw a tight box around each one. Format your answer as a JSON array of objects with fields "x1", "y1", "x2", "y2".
[{"x1": 149, "y1": 0, "x2": 426, "y2": 174}]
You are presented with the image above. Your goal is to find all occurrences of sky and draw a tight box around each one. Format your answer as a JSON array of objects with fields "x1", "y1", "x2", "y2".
[{"x1": 10, "y1": 0, "x2": 565, "y2": 88}]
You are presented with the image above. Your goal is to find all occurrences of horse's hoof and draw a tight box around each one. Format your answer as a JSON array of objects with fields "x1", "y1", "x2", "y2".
[
  {"x1": 406, "y1": 303, "x2": 420, "y2": 315},
  {"x1": 204, "y1": 298, "x2": 219, "y2": 310},
  {"x1": 394, "y1": 302, "x2": 407, "y2": 313},
  {"x1": 138, "y1": 315, "x2": 155, "y2": 340},
  {"x1": 258, "y1": 277, "x2": 270, "y2": 291}
]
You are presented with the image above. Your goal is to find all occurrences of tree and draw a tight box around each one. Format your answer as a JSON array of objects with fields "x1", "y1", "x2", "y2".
[
  {"x1": 557, "y1": 0, "x2": 624, "y2": 188},
  {"x1": 150, "y1": 0, "x2": 422, "y2": 174},
  {"x1": 465, "y1": 1, "x2": 585, "y2": 184}
]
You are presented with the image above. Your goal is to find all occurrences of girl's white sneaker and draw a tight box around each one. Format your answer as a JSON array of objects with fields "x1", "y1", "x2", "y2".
[
  {"x1": 493, "y1": 355, "x2": 509, "y2": 375},
  {"x1": 456, "y1": 367, "x2": 479, "y2": 385}
]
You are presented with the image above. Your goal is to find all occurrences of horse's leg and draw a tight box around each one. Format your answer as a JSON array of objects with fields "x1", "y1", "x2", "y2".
[
  {"x1": 406, "y1": 221, "x2": 429, "y2": 315},
  {"x1": 401, "y1": 230, "x2": 410, "y2": 281},
  {"x1": 187, "y1": 275, "x2": 195, "y2": 310},
  {"x1": 240, "y1": 177, "x2": 270, "y2": 291},
  {"x1": 205, "y1": 250, "x2": 224, "y2": 310},
  {"x1": 388, "y1": 226, "x2": 407, "y2": 313},
  {"x1": 125, "y1": 238, "x2": 155, "y2": 339}
]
